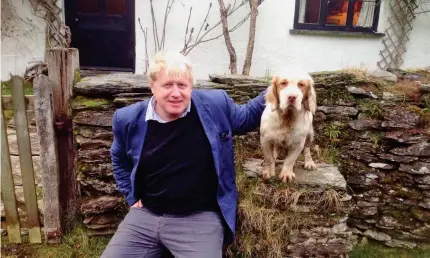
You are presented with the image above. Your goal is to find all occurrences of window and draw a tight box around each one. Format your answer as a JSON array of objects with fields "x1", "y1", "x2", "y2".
[{"x1": 293, "y1": 0, "x2": 381, "y2": 33}]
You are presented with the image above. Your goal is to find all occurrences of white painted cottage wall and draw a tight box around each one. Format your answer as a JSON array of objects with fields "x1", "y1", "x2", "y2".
[
  {"x1": 1, "y1": 0, "x2": 47, "y2": 80},
  {"x1": 135, "y1": 0, "x2": 393, "y2": 79},
  {"x1": 0, "y1": 0, "x2": 428, "y2": 81},
  {"x1": 401, "y1": 2, "x2": 430, "y2": 69}
]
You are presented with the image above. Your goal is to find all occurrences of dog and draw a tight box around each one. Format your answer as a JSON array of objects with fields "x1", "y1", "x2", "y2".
[{"x1": 259, "y1": 70, "x2": 317, "y2": 183}]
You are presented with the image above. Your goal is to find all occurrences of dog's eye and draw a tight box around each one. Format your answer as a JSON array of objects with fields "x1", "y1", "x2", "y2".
[
  {"x1": 280, "y1": 81, "x2": 288, "y2": 86},
  {"x1": 298, "y1": 82, "x2": 305, "y2": 88}
]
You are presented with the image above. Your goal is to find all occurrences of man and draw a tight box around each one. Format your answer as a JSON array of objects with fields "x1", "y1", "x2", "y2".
[{"x1": 101, "y1": 51, "x2": 267, "y2": 258}]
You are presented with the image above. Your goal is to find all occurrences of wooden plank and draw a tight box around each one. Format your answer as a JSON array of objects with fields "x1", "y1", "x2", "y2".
[
  {"x1": 1, "y1": 105, "x2": 22, "y2": 243},
  {"x1": 2, "y1": 95, "x2": 35, "y2": 111},
  {"x1": 33, "y1": 74, "x2": 62, "y2": 243},
  {"x1": 46, "y1": 48, "x2": 79, "y2": 232},
  {"x1": 10, "y1": 76, "x2": 42, "y2": 243}
]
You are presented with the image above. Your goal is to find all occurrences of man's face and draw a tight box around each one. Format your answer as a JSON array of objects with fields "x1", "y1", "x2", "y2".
[{"x1": 150, "y1": 69, "x2": 193, "y2": 121}]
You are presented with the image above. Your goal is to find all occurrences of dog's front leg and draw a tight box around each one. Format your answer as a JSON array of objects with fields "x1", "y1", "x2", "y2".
[
  {"x1": 261, "y1": 138, "x2": 276, "y2": 180},
  {"x1": 303, "y1": 131, "x2": 317, "y2": 171},
  {"x1": 279, "y1": 141, "x2": 305, "y2": 183}
]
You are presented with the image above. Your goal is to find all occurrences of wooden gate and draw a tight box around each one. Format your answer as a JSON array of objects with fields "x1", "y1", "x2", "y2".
[
  {"x1": 1, "y1": 76, "x2": 42, "y2": 243},
  {"x1": 1, "y1": 48, "x2": 79, "y2": 244}
]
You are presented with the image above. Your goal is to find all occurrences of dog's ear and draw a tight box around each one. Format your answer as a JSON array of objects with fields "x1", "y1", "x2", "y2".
[
  {"x1": 266, "y1": 76, "x2": 280, "y2": 109},
  {"x1": 303, "y1": 78, "x2": 317, "y2": 114}
]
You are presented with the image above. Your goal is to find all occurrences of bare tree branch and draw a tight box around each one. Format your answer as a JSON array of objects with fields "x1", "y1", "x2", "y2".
[
  {"x1": 218, "y1": 0, "x2": 238, "y2": 74},
  {"x1": 180, "y1": 0, "x2": 250, "y2": 56},
  {"x1": 181, "y1": 7, "x2": 194, "y2": 54},
  {"x1": 138, "y1": 18, "x2": 150, "y2": 74},
  {"x1": 195, "y1": 3, "x2": 213, "y2": 45},
  {"x1": 160, "y1": 0, "x2": 175, "y2": 50},
  {"x1": 242, "y1": 0, "x2": 258, "y2": 75},
  {"x1": 149, "y1": 0, "x2": 160, "y2": 52}
]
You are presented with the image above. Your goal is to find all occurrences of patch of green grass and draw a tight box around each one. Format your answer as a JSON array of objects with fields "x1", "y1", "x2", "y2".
[
  {"x1": 349, "y1": 239, "x2": 430, "y2": 258},
  {"x1": 369, "y1": 131, "x2": 383, "y2": 147},
  {"x1": 317, "y1": 146, "x2": 340, "y2": 164},
  {"x1": 359, "y1": 100, "x2": 384, "y2": 118},
  {"x1": 1, "y1": 224, "x2": 111, "y2": 258},
  {"x1": 324, "y1": 122, "x2": 346, "y2": 144},
  {"x1": 1, "y1": 79, "x2": 34, "y2": 95}
]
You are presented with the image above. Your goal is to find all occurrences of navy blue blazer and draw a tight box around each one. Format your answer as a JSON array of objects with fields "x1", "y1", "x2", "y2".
[{"x1": 110, "y1": 88, "x2": 266, "y2": 244}]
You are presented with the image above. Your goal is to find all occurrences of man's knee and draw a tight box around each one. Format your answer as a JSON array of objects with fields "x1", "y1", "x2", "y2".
[
  {"x1": 161, "y1": 212, "x2": 224, "y2": 258},
  {"x1": 101, "y1": 208, "x2": 161, "y2": 257}
]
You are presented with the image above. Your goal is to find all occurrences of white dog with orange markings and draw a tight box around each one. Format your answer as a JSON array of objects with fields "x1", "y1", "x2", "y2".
[{"x1": 260, "y1": 70, "x2": 317, "y2": 183}]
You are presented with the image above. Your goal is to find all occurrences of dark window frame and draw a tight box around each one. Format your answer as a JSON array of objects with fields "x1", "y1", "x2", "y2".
[{"x1": 293, "y1": 0, "x2": 382, "y2": 33}]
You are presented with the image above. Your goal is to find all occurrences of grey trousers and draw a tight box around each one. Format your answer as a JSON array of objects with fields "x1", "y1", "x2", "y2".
[{"x1": 101, "y1": 207, "x2": 224, "y2": 258}]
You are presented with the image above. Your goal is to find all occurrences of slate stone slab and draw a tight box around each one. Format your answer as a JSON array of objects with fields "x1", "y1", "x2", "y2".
[{"x1": 243, "y1": 158, "x2": 347, "y2": 190}]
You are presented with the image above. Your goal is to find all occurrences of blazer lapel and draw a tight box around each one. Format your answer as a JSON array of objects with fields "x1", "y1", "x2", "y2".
[
  {"x1": 130, "y1": 100, "x2": 150, "y2": 167},
  {"x1": 192, "y1": 92, "x2": 221, "y2": 177}
]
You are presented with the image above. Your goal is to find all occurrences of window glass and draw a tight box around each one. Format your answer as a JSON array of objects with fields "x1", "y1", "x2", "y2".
[{"x1": 325, "y1": 0, "x2": 349, "y2": 26}]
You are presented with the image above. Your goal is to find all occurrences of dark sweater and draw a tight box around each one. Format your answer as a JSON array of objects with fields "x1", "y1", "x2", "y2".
[{"x1": 136, "y1": 102, "x2": 219, "y2": 215}]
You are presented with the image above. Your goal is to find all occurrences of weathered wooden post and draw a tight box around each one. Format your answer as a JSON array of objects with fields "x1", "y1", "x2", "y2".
[
  {"x1": 34, "y1": 74, "x2": 62, "y2": 243},
  {"x1": 46, "y1": 48, "x2": 80, "y2": 232}
]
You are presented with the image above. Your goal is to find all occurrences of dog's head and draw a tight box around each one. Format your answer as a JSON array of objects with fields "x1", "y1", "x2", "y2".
[{"x1": 265, "y1": 72, "x2": 316, "y2": 114}]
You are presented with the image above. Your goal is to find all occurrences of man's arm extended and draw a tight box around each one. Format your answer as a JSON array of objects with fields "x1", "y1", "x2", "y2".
[
  {"x1": 223, "y1": 90, "x2": 267, "y2": 135},
  {"x1": 110, "y1": 110, "x2": 137, "y2": 206}
]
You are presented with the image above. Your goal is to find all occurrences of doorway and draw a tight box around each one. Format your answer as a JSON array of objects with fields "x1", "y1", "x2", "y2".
[{"x1": 65, "y1": 0, "x2": 135, "y2": 71}]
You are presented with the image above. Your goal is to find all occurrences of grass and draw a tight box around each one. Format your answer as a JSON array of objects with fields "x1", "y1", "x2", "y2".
[
  {"x1": 324, "y1": 121, "x2": 347, "y2": 144},
  {"x1": 315, "y1": 146, "x2": 341, "y2": 164},
  {"x1": 342, "y1": 66, "x2": 368, "y2": 79},
  {"x1": 358, "y1": 100, "x2": 384, "y2": 118},
  {"x1": 349, "y1": 239, "x2": 430, "y2": 258},
  {"x1": 1, "y1": 79, "x2": 34, "y2": 95},
  {"x1": 1, "y1": 225, "x2": 111, "y2": 258},
  {"x1": 384, "y1": 80, "x2": 421, "y2": 103}
]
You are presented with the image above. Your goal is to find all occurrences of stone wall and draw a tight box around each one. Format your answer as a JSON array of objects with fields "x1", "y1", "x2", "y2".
[{"x1": 72, "y1": 70, "x2": 430, "y2": 250}]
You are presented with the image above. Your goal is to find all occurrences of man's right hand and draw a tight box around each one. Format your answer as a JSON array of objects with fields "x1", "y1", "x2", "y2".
[{"x1": 131, "y1": 200, "x2": 143, "y2": 208}]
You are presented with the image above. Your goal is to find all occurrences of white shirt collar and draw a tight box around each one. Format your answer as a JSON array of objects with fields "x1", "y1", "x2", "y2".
[{"x1": 145, "y1": 96, "x2": 191, "y2": 123}]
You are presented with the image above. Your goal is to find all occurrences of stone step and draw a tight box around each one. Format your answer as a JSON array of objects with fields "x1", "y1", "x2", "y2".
[{"x1": 243, "y1": 158, "x2": 347, "y2": 191}]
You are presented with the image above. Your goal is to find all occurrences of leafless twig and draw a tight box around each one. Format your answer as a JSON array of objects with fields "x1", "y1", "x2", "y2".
[
  {"x1": 180, "y1": 0, "x2": 250, "y2": 56},
  {"x1": 181, "y1": 7, "x2": 194, "y2": 54},
  {"x1": 138, "y1": 18, "x2": 150, "y2": 74},
  {"x1": 160, "y1": 0, "x2": 175, "y2": 50}
]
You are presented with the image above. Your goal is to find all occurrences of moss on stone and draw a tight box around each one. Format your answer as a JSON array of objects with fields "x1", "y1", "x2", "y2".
[
  {"x1": 3, "y1": 110, "x2": 14, "y2": 124},
  {"x1": 72, "y1": 96, "x2": 111, "y2": 109},
  {"x1": 390, "y1": 184, "x2": 422, "y2": 200},
  {"x1": 74, "y1": 70, "x2": 81, "y2": 84},
  {"x1": 411, "y1": 207, "x2": 430, "y2": 222},
  {"x1": 406, "y1": 105, "x2": 430, "y2": 125}
]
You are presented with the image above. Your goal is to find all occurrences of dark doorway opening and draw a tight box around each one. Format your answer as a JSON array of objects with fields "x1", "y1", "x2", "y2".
[{"x1": 65, "y1": 0, "x2": 135, "y2": 72}]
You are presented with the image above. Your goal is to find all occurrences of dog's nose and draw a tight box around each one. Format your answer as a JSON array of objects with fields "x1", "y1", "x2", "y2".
[{"x1": 288, "y1": 96, "x2": 297, "y2": 102}]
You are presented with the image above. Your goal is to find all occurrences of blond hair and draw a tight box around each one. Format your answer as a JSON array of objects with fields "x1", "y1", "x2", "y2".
[{"x1": 147, "y1": 51, "x2": 194, "y2": 84}]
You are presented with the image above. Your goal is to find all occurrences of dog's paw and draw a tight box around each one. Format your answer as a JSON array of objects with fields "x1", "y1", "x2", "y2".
[
  {"x1": 279, "y1": 170, "x2": 295, "y2": 183},
  {"x1": 261, "y1": 168, "x2": 273, "y2": 180},
  {"x1": 304, "y1": 160, "x2": 317, "y2": 171}
]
